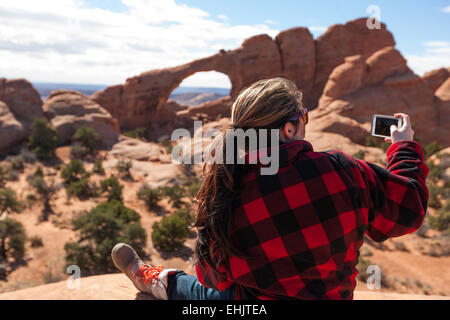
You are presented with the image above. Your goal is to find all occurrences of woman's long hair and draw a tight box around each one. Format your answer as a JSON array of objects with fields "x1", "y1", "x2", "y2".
[{"x1": 194, "y1": 78, "x2": 304, "y2": 277}]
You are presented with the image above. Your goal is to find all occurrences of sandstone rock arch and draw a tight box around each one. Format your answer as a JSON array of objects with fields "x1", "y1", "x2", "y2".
[
  {"x1": 90, "y1": 18, "x2": 401, "y2": 138},
  {"x1": 173, "y1": 70, "x2": 232, "y2": 98},
  {"x1": 91, "y1": 34, "x2": 283, "y2": 133}
]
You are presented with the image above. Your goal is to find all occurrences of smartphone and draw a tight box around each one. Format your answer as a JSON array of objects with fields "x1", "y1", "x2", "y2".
[{"x1": 371, "y1": 115, "x2": 403, "y2": 138}]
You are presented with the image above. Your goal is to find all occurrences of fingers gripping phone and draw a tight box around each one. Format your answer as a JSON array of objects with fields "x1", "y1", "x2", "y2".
[{"x1": 371, "y1": 115, "x2": 403, "y2": 138}]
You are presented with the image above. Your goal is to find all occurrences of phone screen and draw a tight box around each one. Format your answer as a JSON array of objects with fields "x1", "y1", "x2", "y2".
[{"x1": 374, "y1": 117, "x2": 400, "y2": 137}]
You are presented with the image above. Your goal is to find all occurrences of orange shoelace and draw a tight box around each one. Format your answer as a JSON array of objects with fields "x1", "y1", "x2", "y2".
[{"x1": 134, "y1": 265, "x2": 164, "y2": 285}]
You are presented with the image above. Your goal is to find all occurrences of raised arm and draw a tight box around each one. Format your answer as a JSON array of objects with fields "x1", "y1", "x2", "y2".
[{"x1": 354, "y1": 114, "x2": 429, "y2": 241}]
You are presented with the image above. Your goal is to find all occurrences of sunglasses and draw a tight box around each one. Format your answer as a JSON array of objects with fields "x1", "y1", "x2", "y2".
[{"x1": 287, "y1": 108, "x2": 309, "y2": 125}]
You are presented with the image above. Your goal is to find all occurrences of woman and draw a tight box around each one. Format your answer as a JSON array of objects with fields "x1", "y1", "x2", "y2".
[{"x1": 112, "y1": 78, "x2": 429, "y2": 300}]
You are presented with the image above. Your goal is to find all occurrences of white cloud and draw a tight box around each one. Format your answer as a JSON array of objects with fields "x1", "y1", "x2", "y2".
[
  {"x1": 441, "y1": 5, "x2": 450, "y2": 13},
  {"x1": 0, "y1": 0, "x2": 279, "y2": 86},
  {"x1": 218, "y1": 14, "x2": 228, "y2": 20},
  {"x1": 423, "y1": 41, "x2": 450, "y2": 54},
  {"x1": 406, "y1": 41, "x2": 450, "y2": 75},
  {"x1": 264, "y1": 19, "x2": 278, "y2": 25}
]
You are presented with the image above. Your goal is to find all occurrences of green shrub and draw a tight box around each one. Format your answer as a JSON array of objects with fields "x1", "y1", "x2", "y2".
[
  {"x1": 116, "y1": 159, "x2": 133, "y2": 175},
  {"x1": 137, "y1": 186, "x2": 162, "y2": 210},
  {"x1": 67, "y1": 178, "x2": 93, "y2": 200},
  {"x1": 29, "y1": 236, "x2": 44, "y2": 248},
  {"x1": 27, "y1": 174, "x2": 58, "y2": 221},
  {"x1": 28, "y1": 118, "x2": 58, "y2": 161},
  {"x1": 424, "y1": 141, "x2": 443, "y2": 160},
  {"x1": 70, "y1": 142, "x2": 89, "y2": 160},
  {"x1": 428, "y1": 200, "x2": 450, "y2": 232},
  {"x1": 61, "y1": 160, "x2": 90, "y2": 185},
  {"x1": 72, "y1": 127, "x2": 99, "y2": 154},
  {"x1": 426, "y1": 161, "x2": 442, "y2": 183},
  {"x1": 393, "y1": 241, "x2": 409, "y2": 252},
  {"x1": 174, "y1": 207, "x2": 195, "y2": 224},
  {"x1": 427, "y1": 184, "x2": 445, "y2": 209},
  {"x1": 159, "y1": 138, "x2": 174, "y2": 154},
  {"x1": 123, "y1": 128, "x2": 149, "y2": 141},
  {"x1": 0, "y1": 166, "x2": 6, "y2": 187},
  {"x1": 100, "y1": 176, "x2": 124, "y2": 202},
  {"x1": 34, "y1": 166, "x2": 44, "y2": 178},
  {"x1": 19, "y1": 148, "x2": 37, "y2": 164},
  {"x1": 64, "y1": 200, "x2": 147, "y2": 275},
  {"x1": 186, "y1": 180, "x2": 202, "y2": 198},
  {"x1": 93, "y1": 159, "x2": 105, "y2": 175},
  {"x1": 380, "y1": 141, "x2": 391, "y2": 153},
  {"x1": 0, "y1": 188, "x2": 22, "y2": 218},
  {"x1": 365, "y1": 136, "x2": 379, "y2": 148},
  {"x1": 352, "y1": 150, "x2": 366, "y2": 160},
  {"x1": 0, "y1": 164, "x2": 20, "y2": 182},
  {"x1": 356, "y1": 257, "x2": 372, "y2": 282},
  {"x1": 60, "y1": 160, "x2": 93, "y2": 201},
  {"x1": 8, "y1": 156, "x2": 25, "y2": 172},
  {"x1": 364, "y1": 136, "x2": 391, "y2": 153},
  {"x1": 152, "y1": 210, "x2": 191, "y2": 252},
  {"x1": 25, "y1": 193, "x2": 38, "y2": 209},
  {"x1": 0, "y1": 218, "x2": 26, "y2": 262},
  {"x1": 445, "y1": 181, "x2": 450, "y2": 189},
  {"x1": 161, "y1": 185, "x2": 185, "y2": 208},
  {"x1": 6, "y1": 169, "x2": 19, "y2": 182},
  {"x1": 89, "y1": 181, "x2": 102, "y2": 198}
]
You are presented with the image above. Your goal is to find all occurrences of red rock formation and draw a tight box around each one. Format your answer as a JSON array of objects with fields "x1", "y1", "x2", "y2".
[
  {"x1": 313, "y1": 18, "x2": 395, "y2": 103},
  {"x1": 92, "y1": 34, "x2": 281, "y2": 132},
  {"x1": 43, "y1": 90, "x2": 120, "y2": 147},
  {"x1": 0, "y1": 78, "x2": 44, "y2": 153},
  {"x1": 0, "y1": 78, "x2": 43, "y2": 128},
  {"x1": 434, "y1": 78, "x2": 450, "y2": 140},
  {"x1": 275, "y1": 27, "x2": 315, "y2": 107},
  {"x1": 315, "y1": 46, "x2": 449, "y2": 146},
  {"x1": 176, "y1": 96, "x2": 233, "y2": 120},
  {"x1": 422, "y1": 68, "x2": 450, "y2": 93},
  {"x1": 436, "y1": 77, "x2": 450, "y2": 101},
  {"x1": 0, "y1": 101, "x2": 28, "y2": 153},
  {"x1": 91, "y1": 17, "x2": 448, "y2": 147},
  {"x1": 319, "y1": 55, "x2": 366, "y2": 107},
  {"x1": 92, "y1": 18, "x2": 396, "y2": 135}
]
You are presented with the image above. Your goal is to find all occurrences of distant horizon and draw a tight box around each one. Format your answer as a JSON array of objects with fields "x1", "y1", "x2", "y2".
[
  {"x1": 32, "y1": 81, "x2": 231, "y2": 100},
  {"x1": 31, "y1": 81, "x2": 231, "y2": 90}
]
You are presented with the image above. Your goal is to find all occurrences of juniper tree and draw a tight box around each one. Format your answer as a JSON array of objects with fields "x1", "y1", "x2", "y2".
[
  {"x1": 0, "y1": 218, "x2": 26, "y2": 262},
  {"x1": 64, "y1": 200, "x2": 147, "y2": 275},
  {"x1": 28, "y1": 118, "x2": 58, "y2": 161}
]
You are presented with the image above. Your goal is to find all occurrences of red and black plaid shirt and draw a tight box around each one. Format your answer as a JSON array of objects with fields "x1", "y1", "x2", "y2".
[{"x1": 195, "y1": 139, "x2": 429, "y2": 300}]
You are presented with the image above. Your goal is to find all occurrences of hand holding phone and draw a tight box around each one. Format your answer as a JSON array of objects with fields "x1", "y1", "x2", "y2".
[
  {"x1": 387, "y1": 113, "x2": 414, "y2": 143},
  {"x1": 371, "y1": 113, "x2": 414, "y2": 143}
]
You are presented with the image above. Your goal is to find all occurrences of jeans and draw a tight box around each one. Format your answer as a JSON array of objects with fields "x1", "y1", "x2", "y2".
[{"x1": 167, "y1": 271, "x2": 236, "y2": 300}]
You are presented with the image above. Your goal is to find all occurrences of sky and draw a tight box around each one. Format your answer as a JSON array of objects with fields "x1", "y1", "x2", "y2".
[{"x1": 0, "y1": 0, "x2": 449, "y2": 88}]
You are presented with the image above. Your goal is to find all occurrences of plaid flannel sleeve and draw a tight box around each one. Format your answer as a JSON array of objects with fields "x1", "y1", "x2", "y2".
[{"x1": 351, "y1": 141, "x2": 429, "y2": 242}]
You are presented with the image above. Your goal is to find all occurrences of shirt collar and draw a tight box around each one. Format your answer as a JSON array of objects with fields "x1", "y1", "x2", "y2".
[
  {"x1": 246, "y1": 139, "x2": 314, "y2": 168},
  {"x1": 279, "y1": 140, "x2": 314, "y2": 165}
]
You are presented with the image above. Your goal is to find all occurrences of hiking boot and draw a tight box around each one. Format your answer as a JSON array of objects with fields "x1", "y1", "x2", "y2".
[{"x1": 111, "y1": 243, "x2": 178, "y2": 300}]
